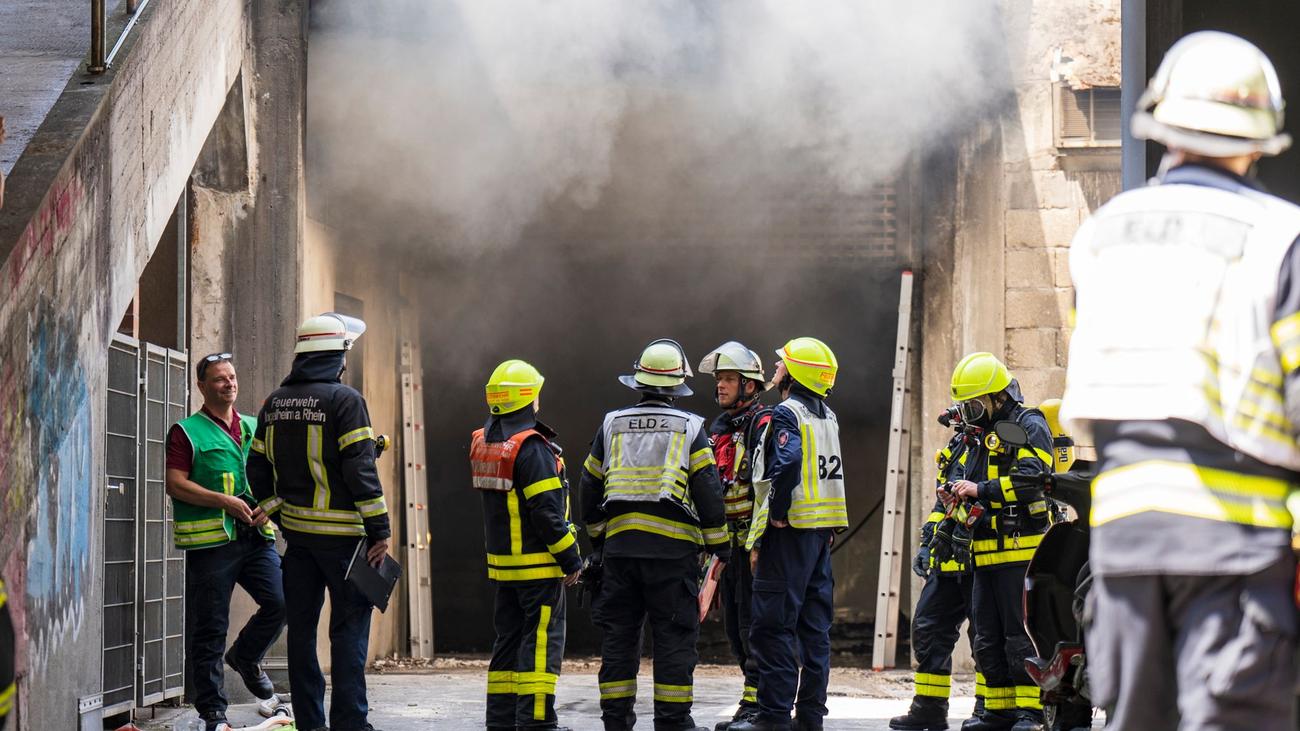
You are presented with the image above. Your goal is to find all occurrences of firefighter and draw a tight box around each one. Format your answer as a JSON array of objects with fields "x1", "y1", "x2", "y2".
[
  {"x1": 1063, "y1": 31, "x2": 1299, "y2": 731},
  {"x1": 580, "y1": 339, "x2": 730, "y2": 731},
  {"x1": 248, "y1": 313, "x2": 390, "y2": 731},
  {"x1": 471, "y1": 359, "x2": 582, "y2": 731},
  {"x1": 698, "y1": 342, "x2": 773, "y2": 730},
  {"x1": 889, "y1": 425, "x2": 984, "y2": 731},
  {"x1": 732, "y1": 337, "x2": 847, "y2": 731},
  {"x1": 944, "y1": 353, "x2": 1052, "y2": 731}
]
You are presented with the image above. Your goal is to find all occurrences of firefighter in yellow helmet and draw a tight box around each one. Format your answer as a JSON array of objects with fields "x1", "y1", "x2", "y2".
[
  {"x1": 733, "y1": 338, "x2": 846, "y2": 731},
  {"x1": 580, "y1": 339, "x2": 729, "y2": 731},
  {"x1": 1065, "y1": 31, "x2": 1299, "y2": 730},
  {"x1": 940, "y1": 353, "x2": 1052, "y2": 731},
  {"x1": 699, "y1": 342, "x2": 774, "y2": 729},
  {"x1": 248, "y1": 313, "x2": 390, "y2": 731},
  {"x1": 471, "y1": 360, "x2": 581, "y2": 731}
]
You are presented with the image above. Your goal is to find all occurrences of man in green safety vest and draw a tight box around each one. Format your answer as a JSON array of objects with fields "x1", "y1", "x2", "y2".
[{"x1": 165, "y1": 353, "x2": 286, "y2": 731}]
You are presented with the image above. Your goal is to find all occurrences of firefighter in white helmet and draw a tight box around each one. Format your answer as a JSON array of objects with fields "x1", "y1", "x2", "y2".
[
  {"x1": 248, "y1": 312, "x2": 390, "y2": 731},
  {"x1": 698, "y1": 342, "x2": 773, "y2": 730},
  {"x1": 1063, "y1": 31, "x2": 1299, "y2": 730},
  {"x1": 580, "y1": 339, "x2": 729, "y2": 731}
]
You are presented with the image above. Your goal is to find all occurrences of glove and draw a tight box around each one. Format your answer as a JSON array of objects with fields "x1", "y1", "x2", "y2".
[
  {"x1": 912, "y1": 544, "x2": 932, "y2": 578},
  {"x1": 712, "y1": 545, "x2": 732, "y2": 566}
]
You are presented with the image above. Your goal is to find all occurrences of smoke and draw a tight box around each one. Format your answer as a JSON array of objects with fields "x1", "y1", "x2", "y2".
[{"x1": 307, "y1": 0, "x2": 1010, "y2": 256}]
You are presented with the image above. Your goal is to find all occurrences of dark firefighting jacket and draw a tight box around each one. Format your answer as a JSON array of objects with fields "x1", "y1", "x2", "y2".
[
  {"x1": 965, "y1": 404, "x2": 1053, "y2": 569},
  {"x1": 471, "y1": 410, "x2": 582, "y2": 581},
  {"x1": 708, "y1": 399, "x2": 773, "y2": 527},
  {"x1": 248, "y1": 351, "x2": 391, "y2": 548}
]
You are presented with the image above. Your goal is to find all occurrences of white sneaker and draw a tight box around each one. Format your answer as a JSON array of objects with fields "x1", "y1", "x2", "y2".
[{"x1": 256, "y1": 694, "x2": 292, "y2": 719}]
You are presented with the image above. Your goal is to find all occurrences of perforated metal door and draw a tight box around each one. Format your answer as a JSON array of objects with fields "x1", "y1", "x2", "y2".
[{"x1": 103, "y1": 336, "x2": 141, "y2": 716}]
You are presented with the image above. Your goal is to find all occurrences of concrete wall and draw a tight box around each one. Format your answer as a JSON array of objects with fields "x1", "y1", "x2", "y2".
[
  {"x1": 907, "y1": 0, "x2": 1121, "y2": 669},
  {"x1": 0, "y1": 0, "x2": 251, "y2": 725}
]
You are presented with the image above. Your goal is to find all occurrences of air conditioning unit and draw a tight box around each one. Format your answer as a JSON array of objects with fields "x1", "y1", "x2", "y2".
[{"x1": 1054, "y1": 84, "x2": 1122, "y2": 149}]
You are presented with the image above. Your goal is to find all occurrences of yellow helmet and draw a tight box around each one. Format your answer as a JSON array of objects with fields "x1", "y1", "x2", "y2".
[
  {"x1": 1133, "y1": 31, "x2": 1291, "y2": 157},
  {"x1": 485, "y1": 359, "x2": 544, "y2": 415},
  {"x1": 775, "y1": 337, "x2": 838, "y2": 397},
  {"x1": 950, "y1": 352, "x2": 1012, "y2": 401},
  {"x1": 619, "y1": 339, "x2": 694, "y2": 397}
]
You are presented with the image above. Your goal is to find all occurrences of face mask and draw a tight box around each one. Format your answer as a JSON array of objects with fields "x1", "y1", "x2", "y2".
[{"x1": 960, "y1": 397, "x2": 988, "y2": 423}]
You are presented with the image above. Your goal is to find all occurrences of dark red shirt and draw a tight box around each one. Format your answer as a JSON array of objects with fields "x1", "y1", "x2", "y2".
[{"x1": 165, "y1": 407, "x2": 243, "y2": 474}]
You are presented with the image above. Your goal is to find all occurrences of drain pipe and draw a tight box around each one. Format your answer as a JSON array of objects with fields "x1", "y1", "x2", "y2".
[{"x1": 89, "y1": 0, "x2": 107, "y2": 73}]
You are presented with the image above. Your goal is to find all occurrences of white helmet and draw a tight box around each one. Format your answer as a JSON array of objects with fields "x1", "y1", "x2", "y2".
[
  {"x1": 698, "y1": 341, "x2": 765, "y2": 383},
  {"x1": 1133, "y1": 31, "x2": 1291, "y2": 157},
  {"x1": 295, "y1": 313, "x2": 366, "y2": 354}
]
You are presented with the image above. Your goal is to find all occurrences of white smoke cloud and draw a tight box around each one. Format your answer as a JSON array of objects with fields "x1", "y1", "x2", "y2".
[{"x1": 307, "y1": 0, "x2": 1010, "y2": 254}]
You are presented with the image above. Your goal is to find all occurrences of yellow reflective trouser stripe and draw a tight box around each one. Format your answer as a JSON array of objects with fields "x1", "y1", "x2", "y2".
[
  {"x1": 1016, "y1": 685, "x2": 1043, "y2": 710},
  {"x1": 547, "y1": 529, "x2": 577, "y2": 555},
  {"x1": 984, "y1": 686, "x2": 1015, "y2": 710},
  {"x1": 507, "y1": 490, "x2": 523, "y2": 554},
  {"x1": 356, "y1": 496, "x2": 388, "y2": 518},
  {"x1": 742, "y1": 685, "x2": 757, "y2": 703},
  {"x1": 338, "y1": 426, "x2": 375, "y2": 450},
  {"x1": 600, "y1": 679, "x2": 637, "y2": 700},
  {"x1": 975, "y1": 672, "x2": 987, "y2": 698},
  {"x1": 584, "y1": 454, "x2": 605, "y2": 478},
  {"x1": 915, "y1": 672, "x2": 951, "y2": 698},
  {"x1": 251, "y1": 437, "x2": 266, "y2": 454},
  {"x1": 653, "y1": 682, "x2": 693, "y2": 703},
  {"x1": 517, "y1": 671, "x2": 558, "y2": 695},
  {"x1": 607, "y1": 512, "x2": 703, "y2": 544},
  {"x1": 488, "y1": 566, "x2": 565, "y2": 581},
  {"x1": 586, "y1": 520, "x2": 607, "y2": 538},
  {"x1": 258, "y1": 496, "x2": 284, "y2": 514},
  {"x1": 0, "y1": 580, "x2": 7, "y2": 608},
  {"x1": 282, "y1": 504, "x2": 363, "y2": 523},
  {"x1": 533, "y1": 604, "x2": 552, "y2": 720},
  {"x1": 1091, "y1": 460, "x2": 1294, "y2": 529},
  {"x1": 522, "y1": 477, "x2": 563, "y2": 499},
  {"x1": 280, "y1": 515, "x2": 366, "y2": 536},
  {"x1": 689, "y1": 447, "x2": 715, "y2": 475},
  {"x1": 487, "y1": 669, "x2": 516, "y2": 694},
  {"x1": 308, "y1": 424, "x2": 330, "y2": 509},
  {"x1": 0, "y1": 682, "x2": 13, "y2": 717}
]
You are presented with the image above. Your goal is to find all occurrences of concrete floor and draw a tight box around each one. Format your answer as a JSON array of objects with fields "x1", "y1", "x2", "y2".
[
  {"x1": 134, "y1": 662, "x2": 1101, "y2": 731},
  {"x1": 0, "y1": 0, "x2": 92, "y2": 174}
]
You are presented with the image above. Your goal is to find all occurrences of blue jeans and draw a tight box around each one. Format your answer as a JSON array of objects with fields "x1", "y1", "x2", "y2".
[
  {"x1": 283, "y1": 542, "x2": 374, "y2": 731},
  {"x1": 185, "y1": 531, "x2": 286, "y2": 715}
]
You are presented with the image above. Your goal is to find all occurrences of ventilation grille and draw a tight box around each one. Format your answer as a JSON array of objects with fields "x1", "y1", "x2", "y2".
[{"x1": 1058, "y1": 86, "x2": 1122, "y2": 147}]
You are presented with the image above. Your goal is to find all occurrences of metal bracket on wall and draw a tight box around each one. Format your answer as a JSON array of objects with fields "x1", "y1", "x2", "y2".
[
  {"x1": 871, "y1": 270, "x2": 915, "y2": 670},
  {"x1": 400, "y1": 339, "x2": 435, "y2": 659}
]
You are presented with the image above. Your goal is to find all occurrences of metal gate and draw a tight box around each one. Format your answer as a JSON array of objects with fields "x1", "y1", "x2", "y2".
[{"x1": 102, "y1": 336, "x2": 188, "y2": 716}]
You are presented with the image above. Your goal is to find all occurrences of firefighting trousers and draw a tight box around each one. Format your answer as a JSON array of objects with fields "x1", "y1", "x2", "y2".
[
  {"x1": 0, "y1": 580, "x2": 13, "y2": 730},
  {"x1": 720, "y1": 535, "x2": 759, "y2": 709},
  {"x1": 910, "y1": 570, "x2": 979, "y2": 710},
  {"x1": 749, "y1": 527, "x2": 834, "y2": 725},
  {"x1": 971, "y1": 565, "x2": 1040, "y2": 720},
  {"x1": 1085, "y1": 557, "x2": 1297, "y2": 731},
  {"x1": 593, "y1": 554, "x2": 702, "y2": 731},
  {"x1": 486, "y1": 579, "x2": 568, "y2": 730}
]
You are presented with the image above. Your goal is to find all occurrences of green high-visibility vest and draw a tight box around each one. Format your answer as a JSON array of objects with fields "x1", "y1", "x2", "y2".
[{"x1": 172, "y1": 411, "x2": 273, "y2": 550}]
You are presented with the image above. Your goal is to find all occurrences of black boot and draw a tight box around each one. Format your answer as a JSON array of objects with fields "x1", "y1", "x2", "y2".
[
  {"x1": 224, "y1": 648, "x2": 275, "y2": 700},
  {"x1": 960, "y1": 710, "x2": 1017, "y2": 731},
  {"x1": 717, "y1": 707, "x2": 762, "y2": 731},
  {"x1": 728, "y1": 716, "x2": 793, "y2": 731},
  {"x1": 1009, "y1": 709, "x2": 1045, "y2": 731},
  {"x1": 889, "y1": 696, "x2": 949, "y2": 730}
]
